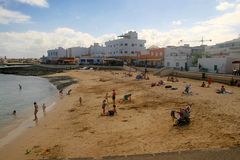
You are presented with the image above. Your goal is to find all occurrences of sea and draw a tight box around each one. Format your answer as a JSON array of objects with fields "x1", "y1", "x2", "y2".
[{"x1": 0, "y1": 73, "x2": 59, "y2": 146}]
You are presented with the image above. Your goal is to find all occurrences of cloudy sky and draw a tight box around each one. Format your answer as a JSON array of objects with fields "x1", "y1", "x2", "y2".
[{"x1": 0, "y1": 0, "x2": 240, "y2": 58}]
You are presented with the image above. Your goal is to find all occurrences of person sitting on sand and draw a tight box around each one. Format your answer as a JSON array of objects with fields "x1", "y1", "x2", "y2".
[
  {"x1": 171, "y1": 104, "x2": 191, "y2": 126},
  {"x1": 151, "y1": 82, "x2": 156, "y2": 87},
  {"x1": 12, "y1": 110, "x2": 16, "y2": 116},
  {"x1": 119, "y1": 94, "x2": 132, "y2": 103},
  {"x1": 167, "y1": 76, "x2": 171, "y2": 81},
  {"x1": 201, "y1": 82, "x2": 206, "y2": 87},
  {"x1": 216, "y1": 85, "x2": 233, "y2": 94},
  {"x1": 101, "y1": 99, "x2": 107, "y2": 115},
  {"x1": 157, "y1": 80, "x2": 164, "y2": 86},
  {"x1": 183, "y1": 84, "x2": 191, "y2": 94},
  {"x1": 220, "y1": 85, "x2": 226, "y2": 94},
  {"x1": 67, "y1": 89, "x2": 72, "y2": 95}
]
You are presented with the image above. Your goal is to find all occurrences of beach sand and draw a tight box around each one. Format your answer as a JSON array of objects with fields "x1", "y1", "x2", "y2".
[{"x1": 0, "y1": 70, "x2": 240, "y2": 159}]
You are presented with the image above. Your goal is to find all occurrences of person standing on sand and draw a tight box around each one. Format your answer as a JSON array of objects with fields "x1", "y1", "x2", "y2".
[
  {"x1": 207, "y1": 77, "x2": 212, "y2": 87},
  {"x1": 102, "y1": 99, "x2": 107, "y2": 115},
  {"x1": 33, "y1": 102, "x2": 38, "y2": 121},
  {"x1": 79, "y1": 96, "x2": 82, "y2": 105},
  {"x1": 112, "y1": 89, "x2": 116, "y2": 105},
  {"x1": 42, "y1": 103, "x2": 46, "y2": 115}
]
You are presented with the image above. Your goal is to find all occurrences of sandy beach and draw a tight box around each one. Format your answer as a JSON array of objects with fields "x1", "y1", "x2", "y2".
[{"x1": 0, "y1": 69, "x2": 240, "y2": 159}]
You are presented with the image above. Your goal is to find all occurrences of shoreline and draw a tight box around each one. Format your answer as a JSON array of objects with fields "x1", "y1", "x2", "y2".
[
  {"x1": 0, "y1": 70, "x2": 240, "y2": 159},
  {"x1": 0, "y1": 73, "x2": 78, "y2": 149}
]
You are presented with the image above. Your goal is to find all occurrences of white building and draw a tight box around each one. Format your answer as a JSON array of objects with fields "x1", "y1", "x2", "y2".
[
  {"x1": 105, "y1": 31, "x2": 147, "y2": 57},
  {"x1": 198, "y1": 57, "x2": 238, "y2": 74},
  {"x1": 89, "y1": 43, "x2": 107, "y2": 57},
  {"x1": 206, "y1": 37, "x2": 240, "y2": 58},
  {"x1": 164, "y1": 44, "x2": 192, "y2": 70},
  {"x1": 47, "y1": 47, "x2": 66, "y2": 60},
  {"x1": 66, "y1": 47, "x2": 89, "y2": 58}
]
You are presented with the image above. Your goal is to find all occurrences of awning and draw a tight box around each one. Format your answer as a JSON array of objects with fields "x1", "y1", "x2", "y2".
[{"x1": 232, "y1": 60, "x2": 240, "y2": 64}]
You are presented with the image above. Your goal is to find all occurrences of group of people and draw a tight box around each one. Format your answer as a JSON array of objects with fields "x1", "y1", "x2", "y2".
[
  {"x1": 33, "y1": 102, "x2": 46, "y2": 121},
  {"x1": 171, "y1": 104, "x2": 191, "y2": 126},
  {"x1": 101, "y1": 90, "x2": 117, "y2": 116}
]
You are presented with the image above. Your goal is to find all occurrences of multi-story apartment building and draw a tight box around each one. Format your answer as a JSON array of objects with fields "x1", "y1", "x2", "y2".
[
  {"x1": 164, "y1": 44, "x2": 192, "y2": 70},
  {"x1": 105, "y1": 31, "x2": 147, "y2": 57}
]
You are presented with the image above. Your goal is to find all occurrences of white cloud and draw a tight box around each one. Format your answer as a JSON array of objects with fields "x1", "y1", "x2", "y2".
[
  {"x1": 139, "y1": 9, "x2": 240, "y2": 47},
  {"x1": 172, "y1": 20, "x2": 182, "y2": 26},
  {"x1": 0, "y1": 27, "x2": 116, "y2": 58},
  {"x1": 0, "y1": 6, "x2": 31, "y2": 24},
  {"x1": 216, "y1": 1, "x2": 237, "y2": 11},
  {"x1": 16, "y1": 0, "x2": 49, "y2": 8}
]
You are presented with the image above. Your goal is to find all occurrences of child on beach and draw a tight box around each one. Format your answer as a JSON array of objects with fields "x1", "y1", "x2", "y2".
[
  {"x1": 201, "y1": 82, "x2": 206, "y2": 87},
  {"x1": 112, "y1": 89, "x2": 116, "y2": 105},
  {"x1": 33, "y1": 102, "x2": 38, "y2": 121},
  {"x1": 105, "y1": 93, "x2": 109, "y2": 103},
  {"x1": 102, "y1": 99, "x2": 107, "y2": 115}
]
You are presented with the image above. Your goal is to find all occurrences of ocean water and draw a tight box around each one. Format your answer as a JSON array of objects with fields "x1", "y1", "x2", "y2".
[{"x1": 0, "y1": 74, "x2": 58, "y2": 137}]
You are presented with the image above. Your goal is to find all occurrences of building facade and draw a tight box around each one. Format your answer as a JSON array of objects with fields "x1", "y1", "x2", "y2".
[
  {"x1": 89, "y1": 43, "x2": 107, "y2": 57},
  {"x1": 198, "y1": 57, "x2": 237, "y2": 74},
  {"x1": 105, "y1": 31, "x2": 147, "y2": 57},
  {"x1": 66, "y1": 47, "x2": 89, "y2": 58},
  {"x1": 164, "y1": 45, "x2": 192, "y2": 70},
  {"x1": 205, "y1": 38, "x2": 240, "y2": 58},
  {"x1": 47, "y1": 47, "x2": 66, "y2": 60}
]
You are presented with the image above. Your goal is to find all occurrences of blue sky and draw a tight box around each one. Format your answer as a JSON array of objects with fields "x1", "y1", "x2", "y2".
[
  {"x1": 0, "y1": 0, "x2": 220, "y2": 35},
  {"x1": 0, "y1": 0, "x2": 240, "y2": 57}
]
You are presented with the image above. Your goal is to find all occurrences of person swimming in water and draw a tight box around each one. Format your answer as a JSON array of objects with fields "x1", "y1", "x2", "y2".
[
  {"x1": 19, "y1": 84, "x2": 22, "y2": 90},
  {"x1": 12, "y1": 110, "x2": 16, "y2": 116}
]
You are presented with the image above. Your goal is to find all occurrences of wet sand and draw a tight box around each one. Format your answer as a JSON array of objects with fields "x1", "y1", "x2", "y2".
[{"x1": 0, "y1": 70, "x2": 240, "y2": 159}]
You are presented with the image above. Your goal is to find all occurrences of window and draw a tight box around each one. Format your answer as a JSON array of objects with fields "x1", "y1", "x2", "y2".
[
  {"x1": 167, "y1": 62, "x2": 170, "y2": 67},
  {"x1": 125, "y1": 43, "x2": 128, "y2": 46},
  {"x1": 120, "y1": 50, "x2": 123, "y2": 53},
  {"x1": 132, "y1": 44, "x2": 134, "y2": 47},
  {"x1": 176, "y1": 62, "x2": 179, "y2": 67},
  {"x1": 214, "y1": 65, "x2": 218, "y2": 71},
  {"x1": 120, "y1": 43, "x2": 123, "y2": 46},
  {"x1": 140, "y1": 44, "x2": 143, "y2": 47},
  {"x1": 124, "y1": 51, "x2": 128, "y2": 53},
  {"x1": 131, "y1": 51, "x2": 134, "y2": 54}
]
